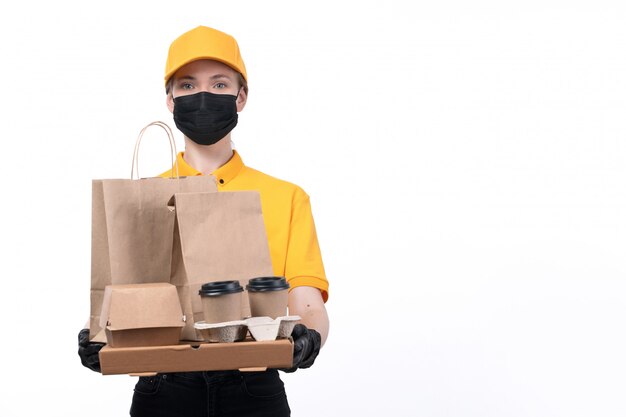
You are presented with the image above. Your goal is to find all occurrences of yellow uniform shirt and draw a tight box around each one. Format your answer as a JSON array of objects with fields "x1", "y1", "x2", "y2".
[{"x1": 160, "y1": 150, "x2": 329, "y2": 302}]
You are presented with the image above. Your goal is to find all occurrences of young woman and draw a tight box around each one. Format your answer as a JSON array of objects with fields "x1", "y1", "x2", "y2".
[{"x1": 79, "y1": 25, "x2": 330, "y2": 417}]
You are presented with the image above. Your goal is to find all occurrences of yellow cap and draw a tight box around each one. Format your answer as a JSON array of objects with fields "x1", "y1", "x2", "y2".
[{"x1": 164, "y1": 26, "x2": 247, "y2": 85}]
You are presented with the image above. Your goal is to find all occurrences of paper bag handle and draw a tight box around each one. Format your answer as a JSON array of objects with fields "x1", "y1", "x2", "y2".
[{"x1": 131, "y1": 121, "x2": 180, "y2": 180}]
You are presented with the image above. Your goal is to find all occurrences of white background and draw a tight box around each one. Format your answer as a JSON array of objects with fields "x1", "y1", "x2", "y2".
[{"x1": 1, "y1": 1, "x2": 625, "y2": 416}]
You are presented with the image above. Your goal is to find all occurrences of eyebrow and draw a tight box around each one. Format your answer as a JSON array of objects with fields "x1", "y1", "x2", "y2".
[{"x1": 210, "y1": 74, "x2": 233, "y2": 81}]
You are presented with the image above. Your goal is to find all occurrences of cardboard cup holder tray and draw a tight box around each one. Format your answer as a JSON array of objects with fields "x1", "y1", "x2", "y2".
[{"x1": 194, "y1": 315, "x2": 301, "y2": 343}]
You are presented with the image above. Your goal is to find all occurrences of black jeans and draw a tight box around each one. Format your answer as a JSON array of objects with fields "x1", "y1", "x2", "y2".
[{"x1": 130, "y1": 370, "x2": 291, "y2": 417}]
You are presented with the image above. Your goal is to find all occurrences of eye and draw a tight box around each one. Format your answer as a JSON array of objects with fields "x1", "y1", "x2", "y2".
[
  {"x1": 180, "y1": 82, "x2": 194, "y2": 90},
  {"x1": 214, "y1": 82, "x2": 227, "y2": 89}
]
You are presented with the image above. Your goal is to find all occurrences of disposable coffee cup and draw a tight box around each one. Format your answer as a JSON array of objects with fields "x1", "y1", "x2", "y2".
[
  {"x1": 199, "y1": 281, "x2": 244, "y2": 324},
  {"x1": 246, "y1": 277, "x2": 290, "y2": 319}
]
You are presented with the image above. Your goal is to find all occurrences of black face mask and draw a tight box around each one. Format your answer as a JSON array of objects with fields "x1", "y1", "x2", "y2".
[{"x1": 173, "y1": 91, "x2": 238, "y2": 146}]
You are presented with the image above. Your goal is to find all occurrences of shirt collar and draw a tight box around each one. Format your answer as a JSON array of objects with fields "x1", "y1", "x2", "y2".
[{"x1": 172, "y1": 150, "x2": 244, "y2": 186}]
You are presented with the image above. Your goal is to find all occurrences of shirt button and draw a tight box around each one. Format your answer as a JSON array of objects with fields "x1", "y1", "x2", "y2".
[{"x1": 219, "y1": 179, "x2": 224, "y2": 184}]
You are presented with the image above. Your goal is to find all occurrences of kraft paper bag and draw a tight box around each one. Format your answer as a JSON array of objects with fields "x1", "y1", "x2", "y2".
[
  {"x1": 170, "y1": 191, "x2": 274, "y2": 341},
  {"x1": 90, "y1": 176, "x2": 217, "y2": 342},
  {"x1": 89, "y1": 122, "x2": 217, "y2": 342}
]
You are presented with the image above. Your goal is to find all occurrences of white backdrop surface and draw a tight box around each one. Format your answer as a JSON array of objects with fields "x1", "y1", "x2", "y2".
[{"x1": 1, "y1": 1, "x2": 625, "y2": 416}]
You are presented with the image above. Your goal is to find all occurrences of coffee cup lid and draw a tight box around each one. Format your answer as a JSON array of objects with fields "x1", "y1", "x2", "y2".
[
  {"x1": 246, "y1": 276, "x2": 290, "y2": 292},
  {"x1": 199, "y1": 280, "x2": 244, "y2": 297}
]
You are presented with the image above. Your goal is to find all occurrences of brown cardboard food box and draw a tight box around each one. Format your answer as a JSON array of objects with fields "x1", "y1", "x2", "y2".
[
  {"x1": 99, "y1": 338, "x2": 294, "y2": 375},
  {"x1": 99, "y1": 283, "x2": 185, "y2": 348}
]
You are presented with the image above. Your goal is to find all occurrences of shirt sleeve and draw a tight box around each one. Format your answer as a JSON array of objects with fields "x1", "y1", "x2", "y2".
[{"x1": 284, "y1": 187, "x2": 329, "y2": 302}]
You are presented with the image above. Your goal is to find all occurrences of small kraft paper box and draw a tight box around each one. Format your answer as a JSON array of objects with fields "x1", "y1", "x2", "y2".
[{"x1": 99, "y1": 283, "x2": 185, "y2": 348}]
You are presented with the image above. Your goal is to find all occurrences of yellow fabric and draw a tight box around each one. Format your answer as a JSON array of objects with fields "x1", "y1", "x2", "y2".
[
  {"x1": 160, "y1": 151, "x2": 329, "y2": 302},
  {"x1": 165, "y1": 26, "x2": 247, "y2": 85}
]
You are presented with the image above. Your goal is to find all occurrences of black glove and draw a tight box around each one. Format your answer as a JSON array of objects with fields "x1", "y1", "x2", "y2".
[
  {"x1": 281, "y1": 324, "x2": 321, "y2": 373},
  {"x1": 78, "y1": 328, "x2": 105, "y2": 373}
]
